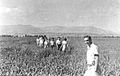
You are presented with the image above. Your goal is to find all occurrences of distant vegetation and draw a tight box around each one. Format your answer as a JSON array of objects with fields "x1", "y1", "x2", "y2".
[{"x1": 0, "y1": 34, "x2": 120, "y2": 38}]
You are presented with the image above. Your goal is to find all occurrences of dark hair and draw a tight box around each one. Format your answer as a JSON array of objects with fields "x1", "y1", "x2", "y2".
[
  {"x1": 58, "y1": 37, "x2": 61, "y2": 39},
  {"x1": 84, "y1": 35, "x2": 92, "y2": 41},
  {"x1": 64, "y1": 38, "x2": 67, "y2": 41},
  {"x1": 51, "y1": 38, "x2": 54, "y2": 40}
]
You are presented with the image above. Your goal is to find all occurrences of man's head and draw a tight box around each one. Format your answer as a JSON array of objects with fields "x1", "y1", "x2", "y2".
[
  {"x1": 64, "y1": 38, "x2": 67, "y2": 41},
  {"x1": 84, "y1": 35, "x2": 92, "y2": 46},
  {"x1": 57, "y1": 37, "x2": 61, "y2": 40}
]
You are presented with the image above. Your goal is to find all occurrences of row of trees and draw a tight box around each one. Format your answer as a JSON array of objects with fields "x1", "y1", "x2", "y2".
[
  {"x1": 0, "y1": 34, "x2": 120, "y2": 38},
  {"x1": 0, "y1": 34, "x2": 40, "y2": 37}
]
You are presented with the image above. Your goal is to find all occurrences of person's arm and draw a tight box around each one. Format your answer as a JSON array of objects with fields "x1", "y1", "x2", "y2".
[
  {"x1": 93, "y1": 45, "x2": 99, "y2": 71},
  {"x1": 60, "y1": 43, "x2": 63, "y2": 51},
  {"x1": 94, "y1": 54, "x2": 99, "y2": 71},
  {"x1": 56, "y1": 41, "x2": 58, "y2": 47},
  {"x1": 66, "y1": 42, "x2": 68, "y2": 50}
]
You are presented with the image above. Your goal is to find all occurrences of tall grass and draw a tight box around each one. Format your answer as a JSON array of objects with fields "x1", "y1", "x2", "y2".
[{"x1": 0, "y1": 37, "x2": 120, "y2": 76}]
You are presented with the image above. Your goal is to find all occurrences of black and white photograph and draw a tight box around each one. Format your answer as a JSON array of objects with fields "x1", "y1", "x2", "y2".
[{"x1": 0, "y1": 0, "x2": 120, "y2": 76}]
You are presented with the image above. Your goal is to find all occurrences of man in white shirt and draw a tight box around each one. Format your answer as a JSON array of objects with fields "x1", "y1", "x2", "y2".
[
  {"x1": 36, "y1": 37, "x2": 39, "y2": 46},
  {"x1": 50, "y1": 38, "x2": 55, "y2": 49},
  {"x1": 39, "y1": 36, "x2": 44, "y2": 48},
  {"x1": 56, "y1": 37, "x2": 62, "y2": 50},
  {"x1": 61, "y1": 38, "x2": 68, "y2": 52},
  {"x1": 83, "y1": 35, "x2": 101, "y2": 76},
  {"x1": 44, "y1": 38, "x2": 49, "y2": 49}
]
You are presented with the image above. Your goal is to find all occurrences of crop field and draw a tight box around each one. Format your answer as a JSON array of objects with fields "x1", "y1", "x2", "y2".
[{"x1": 0, "y1": 36, "x2": 120, "y2": 76}]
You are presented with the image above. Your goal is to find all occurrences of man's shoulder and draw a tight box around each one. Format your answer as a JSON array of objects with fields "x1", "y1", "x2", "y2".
[
  {"x1": 91, "y1": 43, "x2": 99, "y2": 54},
  {"x1": 91, "y1": 43, "x2": 98, "y2": 48}
]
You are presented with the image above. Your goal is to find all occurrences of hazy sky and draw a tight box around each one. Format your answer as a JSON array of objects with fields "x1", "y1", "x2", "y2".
[{"x1": 0, "y1": 0, "x2": 120, "y2": 34}]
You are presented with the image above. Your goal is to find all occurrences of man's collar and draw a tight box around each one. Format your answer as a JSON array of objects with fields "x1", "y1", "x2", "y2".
[{"x1": 87, "y1": 43, "x2": 93, "y2": 48}]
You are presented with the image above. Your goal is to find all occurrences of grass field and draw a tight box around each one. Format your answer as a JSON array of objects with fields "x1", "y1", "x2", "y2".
[{"x1": 0, "y1": 36, "x2": 120, "y2": 76}]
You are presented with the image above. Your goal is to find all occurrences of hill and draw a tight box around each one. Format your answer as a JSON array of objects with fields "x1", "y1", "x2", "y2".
[
  {"x1": 0, "y1": 25, "x2": 116, "y2": 36},
  {"x1": 42, "y1": 26, "x2": 115, "y2": 35},
  {"x1": 1, "y1": 25, "x2": 43, "y2": 34}
]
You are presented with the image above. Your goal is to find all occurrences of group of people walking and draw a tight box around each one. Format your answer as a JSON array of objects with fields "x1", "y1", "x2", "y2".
[
  {"x1": 36, "y1": 35, "x2": 68, "y2": 52},
  {"x1": 36, "y1": 35, "x2": 102, "y2": 76}
]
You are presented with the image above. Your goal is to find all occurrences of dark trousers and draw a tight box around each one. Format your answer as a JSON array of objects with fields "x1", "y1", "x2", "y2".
[{"x1": 57, "y1": 44, "x2": 61, "y2": 50}]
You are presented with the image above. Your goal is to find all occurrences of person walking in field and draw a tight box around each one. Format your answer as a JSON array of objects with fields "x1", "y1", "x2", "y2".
[
  {"x1": 61, "y1": 38, "x2": 68, "y2": 52},
  {"x1": 50, "y1": 38, "x2": 55, "y2": 49},
  {"x1": 39, "y1": 35, "x2": 44, "y2": 48},
  {"x1": 83, "y1": 35, "x2": 101, "y2": 76},
  {"x1": 56, "y1": 37, "x2": 62, "y2": 50},
  {"x1": 36, "y1": 37, "x2": 40, "y2": 46},
  {"x1": 44, "y1": 37, "x2": 49, "y2": 48}
]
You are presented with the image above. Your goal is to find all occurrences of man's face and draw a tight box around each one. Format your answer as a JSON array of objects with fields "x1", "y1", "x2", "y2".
[
  {"x1": 84, "y1": 37, "x2": 91, "y2": 45},
  {"x1": 58, "y1": 37, "x2": 60, "y2": 40}
]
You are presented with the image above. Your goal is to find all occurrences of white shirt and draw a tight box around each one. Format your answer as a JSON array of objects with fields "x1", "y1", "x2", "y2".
[
  {"x1": 56, "y1": 40, "x2": 61, "y2": 45},
  {"x1": 62, "y1": 40, "x2": 67, "y2": 45},
  {"x1": 61, "y1": 40, "x2": 67, "y2": 51},
  {"x1": 86, "y1": 43, "x2": 98, "y2": 65},
  {"x1": 36, "y1": 38, "x2": 39, "y2": 42},
  {"x1": 44, "y1": 40, "x2": 48, "y2": 45},
  {"x1": 50, "y1": 40, "x2": 54, "y2": 45},
  {"x1": 39, "y1": 38, "x2": 44, "y2": 44}
]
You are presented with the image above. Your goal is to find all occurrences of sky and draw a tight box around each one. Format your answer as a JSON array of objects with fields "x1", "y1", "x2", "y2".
[{"x1": 0, "y1": 0, "x2": 120, "y2": 34}]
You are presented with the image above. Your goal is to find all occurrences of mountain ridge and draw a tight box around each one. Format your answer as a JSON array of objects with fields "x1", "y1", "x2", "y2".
[{"x1": 0, "y1": 25, "x2": 117, "y2": 36}]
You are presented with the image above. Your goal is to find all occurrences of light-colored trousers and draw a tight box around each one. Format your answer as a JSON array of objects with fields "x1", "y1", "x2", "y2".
[{"x1": 84, "y1": 66, "x2": 101, "y2": 76}]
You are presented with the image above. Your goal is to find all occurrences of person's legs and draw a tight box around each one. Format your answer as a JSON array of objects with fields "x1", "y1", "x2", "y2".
[
  {"x1": 62, "y1": 45, "x2": 66, "y2": 51},
  {"x1": 84, "y1": 66, "x2": 101, "y2": 76},
  {"x1": 84, "y1": 69, "x2": 93, "y2": 76},
  {"x1": 58, "y1": 44, "x2": 61, "y2": 50}
]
